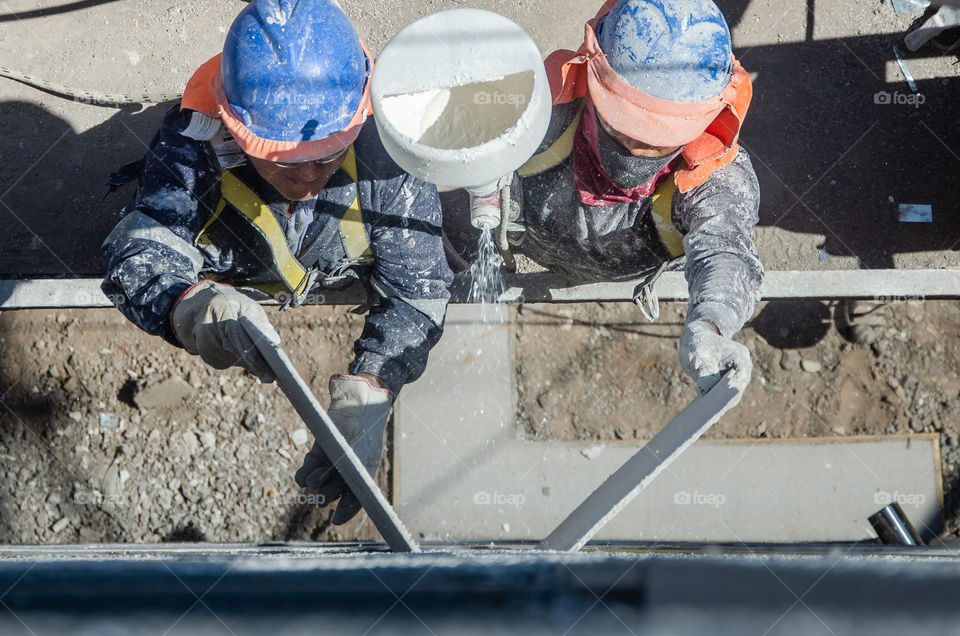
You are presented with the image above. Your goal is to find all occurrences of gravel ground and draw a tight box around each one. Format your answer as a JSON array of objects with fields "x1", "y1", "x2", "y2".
[{"x1": 0, "y1": 305, "x2": 389, "y2": 543}]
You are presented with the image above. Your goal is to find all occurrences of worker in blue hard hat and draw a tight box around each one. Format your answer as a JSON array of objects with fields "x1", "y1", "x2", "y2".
[
  {"x1": 512, "y1": 0, "x2": 763, "y2": 396},
  {"x1": 101, "y1": 0, "x2": 453, "y2": 526}
]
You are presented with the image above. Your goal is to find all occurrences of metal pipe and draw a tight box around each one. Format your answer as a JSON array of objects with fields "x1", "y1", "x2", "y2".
[
  {"x1": 869, "y1": 503, "x2": 924, "y2": 546},
  {"x1": 467, "y1": 184, "x2": 502, "y2": 230},
  {"x1": 496, "y1": 180, "x2": 517, "y2": 273},
  {"x1": 442, "y1": 230, "x2": 470, "y2": 273}
]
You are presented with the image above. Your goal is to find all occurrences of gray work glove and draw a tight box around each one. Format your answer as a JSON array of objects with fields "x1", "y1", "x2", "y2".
[
  {"x1": 171, "y1": 280, "x2": 278, "y2": 383},
  {"x1": 295, "y1": 374, "x2": 393, "y2": 525},
  {"x1": 678, "y1": 320, "x2": 752, "y2": 395}
]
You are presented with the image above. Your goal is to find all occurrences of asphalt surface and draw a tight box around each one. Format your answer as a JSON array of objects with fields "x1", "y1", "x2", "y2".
[{"x1": 1, "y1": 0, "x2": 958, "y2": 275}]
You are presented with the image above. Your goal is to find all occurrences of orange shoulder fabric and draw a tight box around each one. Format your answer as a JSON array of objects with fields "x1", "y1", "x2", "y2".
[
  {"x1": 181, "y1": 54, "x2": 222, "y2": 117},
  {"x1": 545, "y1": 48, "x2": 589, "y2": 105},
  {"x1": 675, "y1": 62, "x2": 753, "y2": 192}
]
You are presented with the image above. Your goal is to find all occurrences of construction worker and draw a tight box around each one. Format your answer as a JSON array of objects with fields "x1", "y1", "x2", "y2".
[
  {"x1": 512, "y1": 0, "x2": 763, "y2": 394},
  {"x1": 101, "y1": 0, "x2": 453, "y2": 525}
]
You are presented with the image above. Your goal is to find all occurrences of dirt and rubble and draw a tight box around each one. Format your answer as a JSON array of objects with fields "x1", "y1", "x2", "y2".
[
  {"x1": 2, "y1": 297, "x2": 960, "y2": 543},
  {"x1": 515, "y1": 298, "x2": 960, "y2": 537},
  {"x1": 0, "y1": 305, "x2": 386, "y2": 544}
]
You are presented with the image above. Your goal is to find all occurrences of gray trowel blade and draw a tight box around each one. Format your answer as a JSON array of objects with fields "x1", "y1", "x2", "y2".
[{"x1": 240, "y1": 317, "x2": 420, "y2": 553}]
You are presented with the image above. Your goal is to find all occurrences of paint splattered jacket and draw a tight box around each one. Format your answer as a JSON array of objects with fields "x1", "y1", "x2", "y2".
[
  {"x1": 102, "y1": 106, "x2": 453, "y2": 395},
  {"x1": 516, "y1": 101, "x2": 764, "y2": 337}
]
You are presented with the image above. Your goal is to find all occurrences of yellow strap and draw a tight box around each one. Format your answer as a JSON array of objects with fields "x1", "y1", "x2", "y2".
[
  {"x1": 650, "y1": 174, "x2": 685, "y2": 258},
  {"x1": 517, "y1": 102, "x2": 585, "y2": 177},
  {"x1": 339, "y1": 147, "x2": 374, "y2": 263},
  {"x1": 206, "y1": 171, "x2": 311, "y2": 295}
]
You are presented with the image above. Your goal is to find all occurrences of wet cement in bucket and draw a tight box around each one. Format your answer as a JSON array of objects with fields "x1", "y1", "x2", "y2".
[{"x1": 382, "y1": 71, "x2": 535, "y2": 150}]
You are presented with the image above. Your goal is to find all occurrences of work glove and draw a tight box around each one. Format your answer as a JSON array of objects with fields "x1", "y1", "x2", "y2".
[
  {"x1": 171, "y1": 280, "x2": 278, "y2": 383},
  {"x1": 678, "y1": 320, "x2": 752, "y2": 395},
  {"x1": 295, "y1": 374, "x2": 394, "y2": 525}
]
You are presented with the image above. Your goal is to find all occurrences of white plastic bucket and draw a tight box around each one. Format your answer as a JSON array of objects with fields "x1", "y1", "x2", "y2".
[{"x1": 371, "y1": 9, "x2": 551, "y2": 191}]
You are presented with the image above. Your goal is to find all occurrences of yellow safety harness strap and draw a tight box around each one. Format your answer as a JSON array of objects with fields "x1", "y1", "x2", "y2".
[
  {"x1": 650, "y1": 174, "x2": 685, "y2": 258},
  {"x1": 339, "y1": 147, "x2": 374, "y2": 263},
  {"x1": 517, "y1": 102, "x2": 585, "y2": 178},
  {"x1": 195, "y1": 145, "x2": 374, "y2": 301},
  {"x1": 198, "y1": 171, "x2": 310, "y2": 296}
]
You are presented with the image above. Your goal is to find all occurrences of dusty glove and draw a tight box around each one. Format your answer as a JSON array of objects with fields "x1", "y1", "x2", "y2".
[
  {"x1": 678, "y1": 320, "x2": 752, "y2": 395},
  {"x1": 295, "y1": 374, "x2": 393, "y2": 525},
  {"x1": 171, "y1": 280, "x2": 279, "y2": 383}
]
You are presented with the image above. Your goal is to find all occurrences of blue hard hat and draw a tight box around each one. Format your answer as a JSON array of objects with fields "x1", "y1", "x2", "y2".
[
  {"x1": 597, "y1": 0, "x2": 732, "y2": 103},
  {"x1": 221, "y1": 0, "x2": 369, "y2": 143}
]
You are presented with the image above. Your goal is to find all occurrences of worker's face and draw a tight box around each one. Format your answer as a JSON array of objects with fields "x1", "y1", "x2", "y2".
[
  {"x1": 248, "y1": 149, "x2": 348, "y2": 201},
  {"x1": 597, "y1": 114, "x2": 681, "y2": 158}
]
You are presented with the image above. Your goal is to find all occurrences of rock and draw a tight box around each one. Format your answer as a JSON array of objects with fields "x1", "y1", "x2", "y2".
[
  {"x1": 291, "y1": 429, "x2": 309, "y2": 447},
  {"x1": 580, "y1": 445, "x2": 605, "y2": 460},
  {"x1": 537, "y1": 390, "x2": 559, "y2": 409},
  {"x1": 133, "y1": 377, "x2": 194, "y2": 409},
  {"x1": 236, "y1": 444, "x2": 250, "y2": 461},
  {"x1": 188, "y1": 370, "x2": 202, "y2": 388},
  {"x1": 241, "y1": 409, "x2": 261, "y2": 432},
  {"x1": 199, "y1": 431, "x2": 216, "y2": 450},
  {"x1": 50, "y1": 517, "x2": 70, "y2": 534},
  {"x1": 68, "y1": 411, "x2": 83, "y2": 422},
  {"x1": 801, "y1": 360, "x2": 823, "y2": 373},
  {"x1": 833, "y1": 426, "x2": 846, "y2": 435},
  {"x1": 99, "y1": 413, "x2": 118, "y2": 429},
  {"x1": 180, "y1": 482, "x2": 201, "y2": 503},
  {"x1": 102, "y1": 464, "x2": 122, "y2": 502},
  {"x1": 182, "y1": 431, "x2": 200, "y2": 455},
  {"x1": 779, "y1": 350, "x2": 801, "y2": 371}
]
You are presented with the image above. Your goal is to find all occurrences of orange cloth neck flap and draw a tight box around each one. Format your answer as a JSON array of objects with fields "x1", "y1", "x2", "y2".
[
  {"x1": 181, "y1": 47, "x2": 374, "y2": 163},
  {"x1": 544, "y1": 1, "x2": 752, "y2": 192}
]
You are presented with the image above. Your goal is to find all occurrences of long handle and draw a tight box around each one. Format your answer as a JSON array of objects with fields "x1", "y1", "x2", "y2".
[
  {"x1": 538, "y1": 372, "x2": 745, "y2": 552},
  {"x1": 240, "y1": 317, "x2": 420, "y2": 553}
]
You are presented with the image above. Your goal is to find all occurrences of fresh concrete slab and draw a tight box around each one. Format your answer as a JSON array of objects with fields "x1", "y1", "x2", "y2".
[{"x1": 395, "y1": 306, "x2": 943, "y2": 543}]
